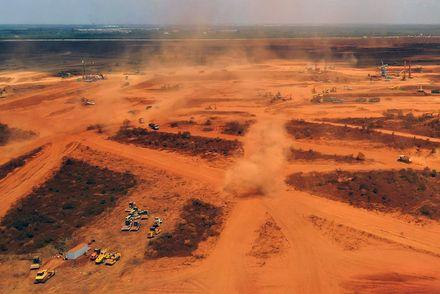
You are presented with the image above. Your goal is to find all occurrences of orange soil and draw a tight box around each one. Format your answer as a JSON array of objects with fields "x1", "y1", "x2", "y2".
[{"x1": 0, "y1": 45, "x2": 439, "y2": 293}]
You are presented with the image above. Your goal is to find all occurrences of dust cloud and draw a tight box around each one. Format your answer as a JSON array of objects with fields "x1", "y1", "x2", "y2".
[{"x1": 224, "y1": 115, "x2": 290, "y2": 197}]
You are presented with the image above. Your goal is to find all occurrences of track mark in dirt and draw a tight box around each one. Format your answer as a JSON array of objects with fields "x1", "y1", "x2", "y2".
[
  {"x1": 249, "y1": 213, "x2": 289, "y2": 265},
  {"x1": 343, "y1": 272, "x2": 438, "y2": 293},
  {"x1": 307, "y1": 215, "x2": 382, "y2": 251},
  {"x1": 0, "y1": 146, "x2": 44, "y2": 181}
]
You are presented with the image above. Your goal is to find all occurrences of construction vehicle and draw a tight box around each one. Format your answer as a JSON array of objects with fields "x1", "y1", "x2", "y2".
[
  {"x1": 121, "y1": 220, "x2": 132, "y2": 231},
  {"x1": 417, "y1": 85, "x2": 428, "y2": 95},
  {"x1": 380, "y1": 60, "x2": 391, "y2": 80},
  {"x1": 397, "y1": 155, "x2": 412, "y2": 164},
  {"x1": 147, "y1": 226, "x2": 162, "y2": 239},
  {"x1": 30, "y1": 256, "x2": 42, "y2": 270},
  {"x1": 154, "y1": 217, "x2": 163, "y2": 226},
  {"x1": 81, "y1": 97, "x2": 96, "y2": 106},
  {"x1": 139, "y1": 209, "x2": 149, "y2": 215},
  {"x1": 148, "y1": 123, "x2": 160, "y2": 131},
  {"x1": 130, "y1": 221, "x2": 141, "y2": 232},
  {"x1": 90, "y1": 248, "x2": 101, "y2": 261},
  {"x1": 34, "y1": 270, "x2": 55, "y2": 284},
  {"x1": 105, "y1": 253, "x2": 121, "y2": 266},
  {"x1": 95, "y1": 249, "x2": 109, "y2": 264}
]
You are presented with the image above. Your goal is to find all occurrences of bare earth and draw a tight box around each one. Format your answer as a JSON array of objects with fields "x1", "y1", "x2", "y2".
[{"x1": 0, "y1": 38, "x2": 440, "y2": 293}]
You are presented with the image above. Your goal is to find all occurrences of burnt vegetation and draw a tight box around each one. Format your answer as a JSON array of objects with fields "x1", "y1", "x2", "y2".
[
  {"x1": 286, "y1": 120, "x2": 440, "y2": 150},
  {"x1": 146, "y1": 199, "x2": 223, "y2": 258},
  {"x1": 0, "y1": 158, "x2": 137, "y2": 254},
  {"x1": 286, "y1": 168, "x2": 439, "y2": 219},
  {"x1": 325, "y1": 110, "x2": 440, "y2": 138},
  {"x1": 111, "y1": 126, "x2": 243, "y2": 158},
  {"x1": 0, "y1": 147, "x2": 43, "y2": 180}
]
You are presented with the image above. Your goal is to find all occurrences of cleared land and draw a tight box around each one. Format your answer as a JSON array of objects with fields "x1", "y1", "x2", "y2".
[{"x1": 0, "y1": 37, "x2": 439, "y2": 293}]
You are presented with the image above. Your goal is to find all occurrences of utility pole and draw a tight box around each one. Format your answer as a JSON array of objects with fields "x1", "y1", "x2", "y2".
[{"x1": 82, "y1": 59, "x2": 86, "y2": 80}]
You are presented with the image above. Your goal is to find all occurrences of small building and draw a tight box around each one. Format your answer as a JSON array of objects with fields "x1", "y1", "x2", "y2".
[{"x1": 66, "y1": 243, "x2": 89, "y2": 260}]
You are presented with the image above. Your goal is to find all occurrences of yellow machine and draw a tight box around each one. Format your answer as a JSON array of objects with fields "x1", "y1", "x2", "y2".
[
  {"x1": 34, "y1": 270, "x2": 55, "y2": 284},
  {"x1": 105, "y1": 253, "x2": 121, "y2": 266},
  {"x1": 147, "y1": 227, "x2": 161, "y2": 239},
  {"x1": 30, "y1": 256, "x2": 42, "y2": 270},
  {"x1": 95, "y1": 249, "x2": 108, "y2": 264}
]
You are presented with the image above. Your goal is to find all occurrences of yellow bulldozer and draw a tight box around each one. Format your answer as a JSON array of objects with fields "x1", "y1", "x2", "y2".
[{"x1": 34, "y1": 269, "x2": 55, "y2": 284}]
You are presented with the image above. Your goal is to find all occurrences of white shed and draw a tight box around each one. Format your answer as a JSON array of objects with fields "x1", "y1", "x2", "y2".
[{"x1": 66, "y1": 243, "x2": 89, "y2": 260}]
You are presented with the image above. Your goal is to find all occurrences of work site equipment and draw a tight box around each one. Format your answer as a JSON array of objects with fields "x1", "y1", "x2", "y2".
[
  {"x1": 130, "y1": 221, "x2": 141, "y2": 232},
  {"x1": 147, "y1": 226, "x2": 162, "y2": 239},
  {"x1": 90, "y1": 248, "x2": 101, "y2": 261},
  {"x1": 34, "y1": 270, "x2": 55, "y2": 284},
  {"x1": 397, "y1": 155, "x2": 412, "y2": 164},
  {"x1": 105, "y1": 253, "x2": 121, "y2": 266},
  {"x1": 81, "y1": 97, "x2": 96, "y2": 106},
  {"x1": 154, "y1": 217, "x2": 163, "y2": 226},
  {"x1": 149, "y1": 123, "x2": 160, "y2": 130},
  {"x1": 122, "y1": 202, "x2": 150, "y2": 232},
  {"x1": 95, "y1": 249, "x2": 109, "y2": 264},
  {"x1": 30, "y1": 257, "x2": 42, "y2": 270}
]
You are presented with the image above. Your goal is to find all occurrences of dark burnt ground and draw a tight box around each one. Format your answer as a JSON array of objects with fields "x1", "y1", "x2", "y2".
[
  {"x1": 289, "y1": 148, "x2": 365, "y2": 163},
  {"x1": 0, "y1": 158, "x2": 137, "y2": 254},
  {"x1": 0, "y1": 146, "x2": 43, "y2": 180},
  {"x1": 146, "y1": 199, "x2": 223, "y2": 258},
  {"x1": 286, "y1": 120, "x2": 440, "y2": 150},
  {"x1": 324, "y1": 111, "x2": 440, "y2": 138},
  {"x1": 222, "y1": 120, "x2": 254, "y2": 136},
  {"x1": 286, "y1": 168, "x2": 440, "y2": 220},
  {"x1": 111, "y1": 126, "x2": 243, "y2": 158},
  {"x1": 0, "y1": 123, "x2": 36, "y2": 146}
]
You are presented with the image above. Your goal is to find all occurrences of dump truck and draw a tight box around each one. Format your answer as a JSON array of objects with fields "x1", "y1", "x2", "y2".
[
  {"x1": 34, "y1": 270, "x2": 55, "y2": 284},
  {"x1": 30, "y1": 257, "x2": 42, "y2": 270},
  {"x1": 397, "y1": 155, "x2": 412, "y2": 164}
]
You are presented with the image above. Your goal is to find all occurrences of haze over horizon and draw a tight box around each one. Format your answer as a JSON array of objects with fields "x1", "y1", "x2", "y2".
[{"x1": 1, "y1": 0, "x2": 440, "y2": 25}]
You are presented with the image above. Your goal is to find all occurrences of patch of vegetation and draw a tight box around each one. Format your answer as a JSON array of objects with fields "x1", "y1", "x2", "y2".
[
  {"x1": 325, "y1": 111, "x2": 440, "y2": 138},
  {"x1": 286, "y1": 120, "x2": 440, "y2": 150},
  {"x1": 222, "y1": 121, "x2": 253, "y2": 136},
  {"x1": 289, "y1": 148, "x2": 365, "y2": 163},
  {"x1": 111, "y1": 126, "x2": 243, "y2": 158},
  {"x1": 0, "y1": 147, "x2": 43, "y2": 180},
  {"x1": 86, "y1": 124, "x2": 104, "y2": 133},
  {"x1": 0, "y1": 158, "x2": 137, "y2": 254},
  {"x1": 286, "y1": 168, "x2": 440, "y2": 219},
  {"x1": 146, "y1": 199, "x2": 223, "y2": 258}
]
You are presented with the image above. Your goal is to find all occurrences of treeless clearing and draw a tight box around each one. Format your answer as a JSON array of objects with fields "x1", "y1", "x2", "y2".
[{"x1": 0, "y1": 38, "x2": 440, "y2": 293}]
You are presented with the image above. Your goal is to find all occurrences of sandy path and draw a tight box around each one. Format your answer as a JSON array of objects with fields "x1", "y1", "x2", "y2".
[{"x1": 0, "y1": 140, "x2": 78, "y2": 218}]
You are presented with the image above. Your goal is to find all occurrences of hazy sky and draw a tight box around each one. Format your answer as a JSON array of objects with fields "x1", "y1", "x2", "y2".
[{"x1": 1, "y1": 0, "x2": 440, "y2": 25}]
